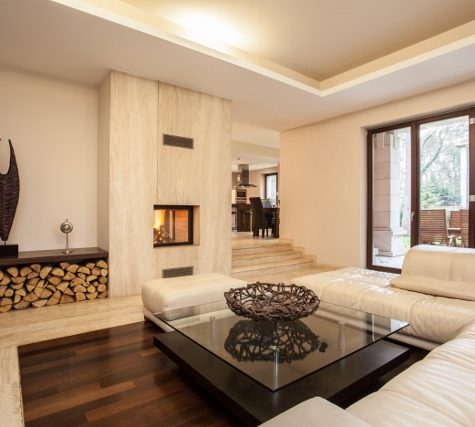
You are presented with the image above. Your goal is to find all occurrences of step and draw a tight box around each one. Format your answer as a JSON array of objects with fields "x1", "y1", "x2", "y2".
[
  {"x1": 232, "y1": 239, "x2": 289, "y2": 250},
  {"x1": 232, "y1": 252, "x2": 305, "y2": 267},
  {"x1": 232, "y1": 257, "x2": 315, "y2": 276},
  {"x1": 232, "y1": 248, "x2": 302, "y2": 260},
  {"x1": 232, "y1": 243, "x2": 292, "y2": 256},
  {"x1": 234, "y1": 265, "x2": 326, "y2": 285}
]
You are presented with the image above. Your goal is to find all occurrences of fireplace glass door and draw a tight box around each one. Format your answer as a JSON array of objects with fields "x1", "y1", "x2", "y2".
[{"x1": 154, "y1": 205, "x2": 193, "y2": 247}]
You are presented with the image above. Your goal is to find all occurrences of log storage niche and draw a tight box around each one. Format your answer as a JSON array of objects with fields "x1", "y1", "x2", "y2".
[{"x1": 0, "y1": 247, "x2": 108, "y2": 313}]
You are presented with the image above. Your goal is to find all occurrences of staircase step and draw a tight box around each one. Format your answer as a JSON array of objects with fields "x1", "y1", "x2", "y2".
[
  {"x1": 232, "y1": 252, "x2": 305, "y2": 267},
  {"x1": 232, "y1": 244, "x2": 292, "y2": 256},
  {"x1": 232, "y1": 239, "x2": 289, "y2": 249},
  {"x1": 232, "y1": 258, "x2": 314, "y2": 277},
  {"x1": 233, "y1": 248, "x2": 304, "y2": 260}
]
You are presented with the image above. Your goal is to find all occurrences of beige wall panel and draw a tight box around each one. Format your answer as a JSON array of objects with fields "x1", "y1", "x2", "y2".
[
  {"x1": 280, "y1": 78, "x2": 475, "y2": 268},
  {"x1": 102, "y1": 73, "x2": 231, "y2": 296},
  {"x1": 156, "y1": 83, "x2": 232, "y2": 276},
  {"x1": 97, "y1": 74, "x2": 110, "y2": 251},
  {"x1": 108, "y1": 71, "x2": 158, "y2": 297},
  {"x1": 0, "y1": 66, "x2": 98, "y2": 251}
]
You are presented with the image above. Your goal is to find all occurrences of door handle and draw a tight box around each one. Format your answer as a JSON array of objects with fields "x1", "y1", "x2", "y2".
[{"x1": 411, "y1": 211, "x2": 415, "y2": 222}]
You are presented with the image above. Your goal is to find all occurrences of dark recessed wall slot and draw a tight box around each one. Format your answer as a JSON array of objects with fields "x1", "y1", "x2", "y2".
[
  {"x1": 162, "y1": 266, "x2": 194, "y2": 278},
  {"x1": 163, "y1": 134, "x2": 194, "y2": 149}
]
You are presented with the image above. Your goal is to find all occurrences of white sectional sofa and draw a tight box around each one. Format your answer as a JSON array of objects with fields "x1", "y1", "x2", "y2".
[
  {"x1": 261, "y1": 245, "x2": 475, "y2": 426},
  {"x1": 293, "y1": 245, "x2": 475, "y2": 349},
  {"x1": 261, "y1": 321, "x2": 475, "y2": 426}
]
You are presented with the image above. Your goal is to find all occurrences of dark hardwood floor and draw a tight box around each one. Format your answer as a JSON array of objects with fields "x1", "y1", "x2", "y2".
[
  {"x1": 19, "y1": 321, "x2": 240, "y2": 427},
  {"x1": 19, "y1": 321, "x2": 427, "y2": 426}
]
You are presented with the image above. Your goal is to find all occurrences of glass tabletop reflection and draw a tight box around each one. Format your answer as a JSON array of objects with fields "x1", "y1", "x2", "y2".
[{"x1": 154, "y1": 300, "x2": 408, "y2": 391}]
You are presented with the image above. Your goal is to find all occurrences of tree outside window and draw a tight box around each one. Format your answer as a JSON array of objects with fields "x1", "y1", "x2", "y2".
[{"x1": 265, "y1": 173, "x2": 278, "y2": 205}]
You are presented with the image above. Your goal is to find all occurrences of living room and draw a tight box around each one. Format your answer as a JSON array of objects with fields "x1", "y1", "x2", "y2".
[{"x1": 1, "y1": 1, "x2": 475, "y2": 426}]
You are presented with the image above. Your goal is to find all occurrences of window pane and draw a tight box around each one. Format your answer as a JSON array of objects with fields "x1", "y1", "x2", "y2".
[
  {"x1": 419, "y1": 115, "x2": 469, "y2": 247},
  {"x1": 265, "y1": 174, "x2": 277, "y2": 204},
  {"x1": 372, "y1": 127, "x2": 411, "y2": 269}
]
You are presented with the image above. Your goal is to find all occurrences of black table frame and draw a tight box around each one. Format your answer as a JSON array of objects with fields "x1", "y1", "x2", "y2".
[{"x1": 154, "y1": 331, "x2": 409, "y2": 426}]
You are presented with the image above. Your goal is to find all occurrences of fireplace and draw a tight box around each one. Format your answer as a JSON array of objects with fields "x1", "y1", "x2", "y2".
[{"x1": 153, "y1": 205, "x2": 194, "y2": 247}]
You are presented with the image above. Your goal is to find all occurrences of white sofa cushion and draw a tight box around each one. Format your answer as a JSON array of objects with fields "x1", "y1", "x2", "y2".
[
  {"x1": 425, "y1": 322, "x2": 475, "y2": 370},
  {"x1": 142, "y1": 273, "x2": 246, "y2": 314},
  {"x1": 293, "y1": 267, "x2": 475, "y2": 344},
  {"x1": 260, "y1": 397, "x2": 371, "y2": 427},
  {"x1": 347, "y1": 390, "x2": 464, "y2": 427},
  {"x1": 401, "y1": 244, "x2": 475, "y2": 282},
  {"x1": 348, "y1": 328, "x2": 475, "y2": 426},
  {"x1": 390, "y1": 275, "x2": 475, "y2": 301}
]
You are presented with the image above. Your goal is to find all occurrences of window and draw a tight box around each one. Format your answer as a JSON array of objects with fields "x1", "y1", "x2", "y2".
[
  {"x1": 367, "y1": 108, "x2": 474, "y2": 272},
  {"x1": 264, "y1": 173, "x2": 278, "y2": 205}
]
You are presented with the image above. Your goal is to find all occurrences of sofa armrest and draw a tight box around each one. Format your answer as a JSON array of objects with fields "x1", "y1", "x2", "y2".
[{"x1": 260, "y1": 397, "x2": 371, "y2": 427}]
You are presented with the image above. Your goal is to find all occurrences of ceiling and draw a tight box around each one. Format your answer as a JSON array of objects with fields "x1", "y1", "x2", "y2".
[
  {"x1": 123, "y1": 0, "x2": 475, "y2": 80},
  {"x1": 231, "y1": 161, "x2": 278, "y2": 173},
  {"x1": 0, "y1": 0, "x2": 474, "y2": 131},
  {"x1": 231, "y1": 137, "x2": 280, "y2": 171}
]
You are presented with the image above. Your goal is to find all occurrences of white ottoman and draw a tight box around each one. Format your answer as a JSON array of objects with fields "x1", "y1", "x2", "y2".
[{"x1": 142, "y1": 273, "x2": 246, "y2": 331}]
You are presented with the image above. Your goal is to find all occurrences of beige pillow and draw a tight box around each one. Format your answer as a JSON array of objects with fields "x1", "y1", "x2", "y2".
[{"x1": 390, "y1": 275, "x2": 475, "y2": 301}]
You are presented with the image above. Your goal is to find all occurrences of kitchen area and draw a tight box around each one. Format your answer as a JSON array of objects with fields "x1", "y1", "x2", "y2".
[{"x1": 232, "y1": 163, "x2": 280, "y2": 237}]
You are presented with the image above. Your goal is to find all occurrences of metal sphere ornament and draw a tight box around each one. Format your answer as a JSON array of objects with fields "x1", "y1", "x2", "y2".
[{"x1": 60, "y1": 219, "x2": 73, "y2": 254}]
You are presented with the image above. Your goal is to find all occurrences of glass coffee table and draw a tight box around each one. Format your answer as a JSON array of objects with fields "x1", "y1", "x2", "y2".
[{"x1": 153, "y1": 300, "x2": 409, "y2": 425}]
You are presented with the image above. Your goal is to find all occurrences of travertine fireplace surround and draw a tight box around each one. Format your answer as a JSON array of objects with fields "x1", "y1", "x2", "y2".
[{"x1": 98, "y1": 71, "x2": 232, "y2": 297}]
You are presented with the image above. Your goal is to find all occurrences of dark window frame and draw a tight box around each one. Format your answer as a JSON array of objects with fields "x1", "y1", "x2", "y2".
[{"x1": 367, "y1": 107, "x2": 475, "y2": 273}]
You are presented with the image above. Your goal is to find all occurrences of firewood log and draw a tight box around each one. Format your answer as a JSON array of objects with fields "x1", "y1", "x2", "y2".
[
  {"x1": 6, "y1": 267, "x2": 19, "y2": 277},
  {"x1": 20, "y1": 266, "x2": 32, "y2": 277},
  {"x1": 39, "y1": 266, "x2": 52, "y2": 279},
  {"x1": 66, "y1": 264, "x2": 79, "y2": 273}
]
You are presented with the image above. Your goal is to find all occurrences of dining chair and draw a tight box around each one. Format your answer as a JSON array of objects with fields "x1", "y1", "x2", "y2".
[
  {"x1": 449, "y1": 210, "x2": 461, "y2": 229},
  {"x1": 419, "y1": 209, "x2": 451, "y2": 246},
  {"x1": 460, "y1": 209, "x2": 469, "y2": 248},
  {"x1": 249, "y1": 197, "x2": 275, "y2": 238}
]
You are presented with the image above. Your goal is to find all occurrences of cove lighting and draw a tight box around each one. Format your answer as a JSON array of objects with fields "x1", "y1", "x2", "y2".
[{"x1": 171, "y1": 12, "x2": 241, "y2": 51}]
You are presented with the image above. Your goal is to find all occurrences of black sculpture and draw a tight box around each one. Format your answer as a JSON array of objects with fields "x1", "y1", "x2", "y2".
[{"x1": 0, "y1": 139, "x2": 19, "y2": 256}]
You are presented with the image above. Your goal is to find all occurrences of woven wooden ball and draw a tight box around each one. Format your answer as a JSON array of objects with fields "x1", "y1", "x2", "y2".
[{"x1": 224, "y1": 282, "x2": 320, "y2": 321}]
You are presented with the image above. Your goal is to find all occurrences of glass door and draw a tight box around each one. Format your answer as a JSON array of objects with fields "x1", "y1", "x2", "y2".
[
  {"x1": 418, "y1": 112, "x2": 472, "y2": 248},
  {"x1": 368, "y1": 108, "x2": 475, "y2": 272},
  {"x1": 368, "y1": 125, "x2": 413, "y2": 270}
]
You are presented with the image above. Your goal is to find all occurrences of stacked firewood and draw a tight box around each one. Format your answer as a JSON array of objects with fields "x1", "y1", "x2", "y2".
[{"x1": 0, "y1": 259, "x2": 108, "y2": 312}]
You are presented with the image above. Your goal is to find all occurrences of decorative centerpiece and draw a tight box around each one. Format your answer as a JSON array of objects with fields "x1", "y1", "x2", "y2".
[
  {"x1": 60, "y1": 219, "x2": 73, "y2": 254},
  {"x1": 224, "y1": 282, "x2": 320, "y2": 322}
]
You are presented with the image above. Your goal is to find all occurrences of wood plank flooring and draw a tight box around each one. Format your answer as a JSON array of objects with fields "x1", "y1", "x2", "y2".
[
  {"x1": 2, "y1": 234, "x2": 339, "y2": 426},
  {"x1": 18, "y1": 322, "x2": 428, "y2": 427},
  {"x1": 19, "y1": 321, "x2": 240, "y2": 427},
  {"x1": 0, "y1": 295, "x2": 144, "y2": 427}
]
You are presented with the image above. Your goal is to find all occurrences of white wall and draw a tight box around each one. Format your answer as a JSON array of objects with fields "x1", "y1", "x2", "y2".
[
  {"x1": 281, "y1": 79, "x2": 475, "y2": 267},
  {"x1": 0, "y1": 67, "x2": 98, "y2": 251}
]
